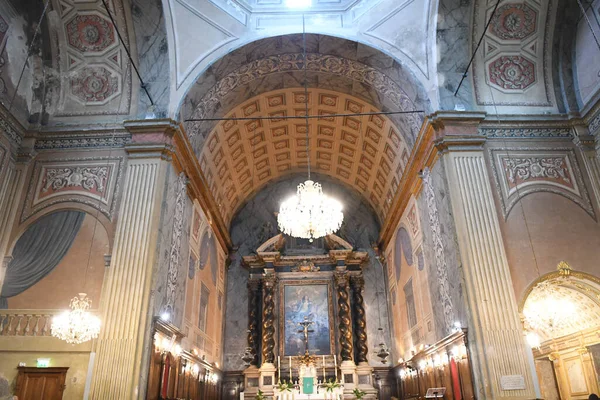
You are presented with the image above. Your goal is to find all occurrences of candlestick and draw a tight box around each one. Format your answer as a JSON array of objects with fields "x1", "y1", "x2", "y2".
[{"x1": 322, "y1": 355, "x2": 326, "y2": 380}]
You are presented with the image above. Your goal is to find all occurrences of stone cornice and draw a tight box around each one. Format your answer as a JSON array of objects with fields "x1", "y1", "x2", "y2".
[{"x1": 124, "y1": 119, "x2": 232, "y2": 251}]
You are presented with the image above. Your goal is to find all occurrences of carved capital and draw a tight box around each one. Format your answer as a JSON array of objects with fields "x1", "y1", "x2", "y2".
[
  {"x1": 350, "y1": 275, "x2": 365, "y2": 290},
  {"x1": 334, "y1": 271, "x2": 349, "y2": 288},
  {"x1": 262, "y1": 274, "x2": 278, "y2": 288}
]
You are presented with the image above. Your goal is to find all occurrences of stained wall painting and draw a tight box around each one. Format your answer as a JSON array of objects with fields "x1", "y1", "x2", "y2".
[
  {"x1": 385, "y1": 196, "x2": 435, "y2": 362},
  {"x1": 182, "y1": 201, "x2": 227, "y2": 365},
  {"x1": 279, "y1": 282, "x2": 334, "y2": 356}
]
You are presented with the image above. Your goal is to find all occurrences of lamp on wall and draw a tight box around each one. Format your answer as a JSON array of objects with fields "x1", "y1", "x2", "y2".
[{"x1": 277, "y1": 16, "x2": 343, "y2": 242}]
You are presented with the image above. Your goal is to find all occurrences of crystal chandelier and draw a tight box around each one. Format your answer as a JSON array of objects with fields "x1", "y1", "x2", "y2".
[
  {"x1": 51, "y1": 293, "x2": 101, "y2": 344},
  {"x1": 278, "y1": 180, "x2": 343, "y2": 241},
  {"x1": 277, "y1": 19, "x2": 344, "y2": 241},
  {"x1": 522, "y1": 280, "x2": 577, "y2": 334}
]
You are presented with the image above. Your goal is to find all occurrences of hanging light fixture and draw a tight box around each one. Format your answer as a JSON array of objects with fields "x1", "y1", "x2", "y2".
[
  {"x1": 51, "y1": 293, "x2": 101, "y2": 344},
  {"x1": 277, "y1": 16, "x2": 344, "y2": 241}
]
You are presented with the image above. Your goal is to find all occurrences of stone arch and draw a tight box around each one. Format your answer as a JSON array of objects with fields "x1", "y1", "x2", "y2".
[
  {"x1": 179, "y1": 34, "x2": 433, "y2": 148},
  {"x1": 519, "y1": 262, "x2": 600, "y2": 342}
]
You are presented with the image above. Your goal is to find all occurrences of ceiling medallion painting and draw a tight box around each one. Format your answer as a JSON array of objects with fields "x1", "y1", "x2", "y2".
[
  {"x1": 489, "y1": 3, "x2": 537, "y2": 41},
  {"x1": 198, "y1": 88, "x2": 410, "y2": 225}
]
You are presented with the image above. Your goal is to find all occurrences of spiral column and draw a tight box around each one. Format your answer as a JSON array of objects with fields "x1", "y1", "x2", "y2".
[
  {"x1": 261, "y1": 274, "x2": 277, "y2": 365},
  {"x1": 334, "y1": 271, "x2": 353, "y2": 362},
  {"x1": 350, "y1": 275, "x2": 368, "y2": 363},
  {"x1": 248, "y1": 279, "x2": 261, "y2": 366}
]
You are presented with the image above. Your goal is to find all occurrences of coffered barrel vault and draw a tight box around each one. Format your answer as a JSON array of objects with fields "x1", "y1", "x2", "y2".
[{"x1": 197, "y1": 88, "x2": 412, "y2": 225}]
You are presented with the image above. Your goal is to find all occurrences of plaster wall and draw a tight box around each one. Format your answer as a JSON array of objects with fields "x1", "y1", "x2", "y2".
[
  {"x1": 574, "y1": 0, "x2": 600, "y2": 110},
  {"x1": 501, "y1": 192, "x2": 600, "y2": 301},
  {"x1": 7, "y1": 213, "x2": 108, "y2": 310},
  {"x1": 0, "y1": 337, "x2": 92, "y2": 400}
]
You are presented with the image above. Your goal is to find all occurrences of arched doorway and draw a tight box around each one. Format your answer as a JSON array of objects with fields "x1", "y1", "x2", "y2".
[{"x1": 521, "y1": 262, "x2": 600, "y2": 400}]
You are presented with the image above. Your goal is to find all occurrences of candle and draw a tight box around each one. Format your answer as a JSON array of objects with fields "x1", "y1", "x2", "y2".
[
  {"x1": 322, "y1": 355, "x2": 326, "y2": 380},
  {"x1": 333, "y1": 355, "x2": 337, "y2": 380},
  {"x1": 278, "y1": 356, "x2": 281, "y2": 380},
  {"x1": 289, "y1": 356, "x2": 292, "y2": 379}
]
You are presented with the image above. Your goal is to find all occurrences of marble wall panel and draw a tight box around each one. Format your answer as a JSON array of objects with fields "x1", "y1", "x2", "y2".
[
  {"x1": 131, "y1": 0, "x2": 170, "y2": 118},
  {"x1": 417, "y1": 160, "x2": 467, "y2": 341}
]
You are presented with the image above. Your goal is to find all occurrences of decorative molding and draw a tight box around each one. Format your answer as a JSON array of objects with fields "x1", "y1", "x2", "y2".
[
  {"x1": 488, "y1": 148, "x2": 595, "y2": 220},
  {"x1": 165, "y1": 172, "x2": 189, "y2": 314},
  {"x1": 187, "y1": 53, "x2": 422, "y2": 140},
  {"x1": 34, "y1": 132, "x2": 131, "y2": 149},
  {"x1": 0, "y1": 118, "x2": 22, "y2": 146},
  {"x1": 422, "y1": 168, "x2": 455, "y2": 335},
  {"x1": 479, "y1": 127, "x2": 573, "y2": 138},
  {"x1": 589, "y1": 113, "x2": 600, "y2": 135},
  {"x1": 21, "y1": 156, "x2": 125, "y2": 222}
]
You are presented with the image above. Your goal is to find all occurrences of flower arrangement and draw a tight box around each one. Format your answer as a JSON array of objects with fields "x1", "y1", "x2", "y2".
[
  {"x1": 277, "y1": 380, "x2": 294, "y2": 392},
  {"x1": 255, "y1": 389, "x2": 265, "y2": 400},
  {"x1": 352, "y1": 388, "x2": 366, "y2": 400},
  {"x1": 323, "y1": 379, "x2": 341, "y2": 393}
]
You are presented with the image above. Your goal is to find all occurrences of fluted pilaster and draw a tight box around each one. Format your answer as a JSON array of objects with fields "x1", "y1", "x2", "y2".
[
  {"x1": 0, "y1": 159, "x2": 27, "y2": 290},
  {"x1": 334, "y1": 271, "x2": 353, "y2": 362},
  {"x1": 350, "y1": 275, "x2": 368, "y2": 364},
  {"x1": 90, "y1": 157, "x2": 168, "y2": 399},
  {"x1": 248, "y1": 279, "x2": 261, "y2": 366},
  {"x1": 444, "y1": 151, "x2": 536, "y2": 399},
  {"x1": 261, "y1": 274, "x2": 277, "y2": 365}
]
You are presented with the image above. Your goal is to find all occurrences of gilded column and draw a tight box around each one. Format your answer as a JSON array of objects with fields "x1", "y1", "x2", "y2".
[
  {"x1": 443, "y1": 147, "x2": 536, "y2": 399},
  {"x1": 261, "y1": 274, "x2": 277, "y2": 365},
  {"x1": 350, "y1": 275, "x2": 368, "y2": 364},
  {"x1": 248, "y1": 278, "x2": 261, "y2": 366},
  {"x1": 89, "y1": 125, "x2": 172, "y2": 399},
  {"x1": 334, "y1": 271, "x2": 353, "y2": 362}
]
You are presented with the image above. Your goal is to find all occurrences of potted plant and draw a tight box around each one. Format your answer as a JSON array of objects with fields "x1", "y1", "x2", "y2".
[
  {"x1": 323, "y1": 379, "x2": 341, "y2": 393},
  {"x1": 276, "y1": 380, "x2": 294, "y2": 392},
  {"x1": 352, "y1": 388, "x2": 366, "y2": 400},
  {"x1": 255, "y1": 389, "x2": 265, "y2": 400}
]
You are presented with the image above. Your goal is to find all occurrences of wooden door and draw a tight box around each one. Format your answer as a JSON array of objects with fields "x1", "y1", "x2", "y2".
[{"x1": 15, "y1": 367, "x2": 68, "y2": 400}]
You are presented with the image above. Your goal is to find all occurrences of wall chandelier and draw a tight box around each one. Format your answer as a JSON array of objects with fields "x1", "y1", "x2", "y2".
[{"x1": 277, "y1": 17, "x2": 343, "y2": 241}]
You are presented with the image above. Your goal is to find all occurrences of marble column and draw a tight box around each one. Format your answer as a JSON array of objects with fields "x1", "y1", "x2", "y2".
[
  {"x1": 350, "y1": 275, "x2": 368, "y2": 363},
  {"x1": 442, "y1": 141, "x2": 537, "y2": 399},
  {"x1": 89, "y1": 128, "x2": 171, "y2": 399},
  {"x1": 248, "y1": 278, "x2": 261, "y2": 366}
]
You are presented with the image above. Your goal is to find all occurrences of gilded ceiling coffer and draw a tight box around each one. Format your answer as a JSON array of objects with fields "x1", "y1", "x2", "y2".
[
  {"x1": 261, "y1": 274, "x2": 277, "y2": 365},
  {"x1": 350, "y1": 275, "x2": 368, "y2": 363},
  {"x1": 248, "y1": 279, "x2": 262, "y2": 366},
  {"x1": 334, "y1": 271, "x2": 354, "y2": 362}
]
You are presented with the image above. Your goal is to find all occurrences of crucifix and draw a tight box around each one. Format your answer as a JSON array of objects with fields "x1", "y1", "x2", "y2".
[{"x1": 298, "y1": 316, "x2": 314, "y2": 353}]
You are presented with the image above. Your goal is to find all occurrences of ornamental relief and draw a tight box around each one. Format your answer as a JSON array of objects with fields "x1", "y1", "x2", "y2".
[
  {"x1": 489, "y1": 148, "x2": 595, "y2": 220},
  {"x1": 502, "y1": 156, "x2": 574, "y2": 193},
  {"x1": 41, "y1": 166, "x2": 109, "y2": 196},
  {"x1": 21, "y1": 156, "x2": 125, "y2": 223}
]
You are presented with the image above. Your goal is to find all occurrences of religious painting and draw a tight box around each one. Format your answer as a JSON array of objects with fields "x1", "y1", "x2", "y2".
[
  {"x1": 191, "y1": 207, "x2": 202, "y2": 243},
  {"x1": 279, "y1": 281, "x2": 334, "y2": 356}
]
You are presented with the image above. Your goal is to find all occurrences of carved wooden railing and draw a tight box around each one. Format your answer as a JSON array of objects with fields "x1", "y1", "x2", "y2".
[{"x1": 0, "y1": 310, "x2": 58, "y2": 337}]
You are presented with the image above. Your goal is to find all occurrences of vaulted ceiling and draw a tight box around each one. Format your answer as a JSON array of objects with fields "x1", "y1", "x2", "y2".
[{"x1": 199, "y1": 88, "x2": 411, "y2": 225}]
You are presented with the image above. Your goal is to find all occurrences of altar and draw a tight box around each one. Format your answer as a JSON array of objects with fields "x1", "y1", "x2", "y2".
[{"x1": 240, "y1": 234, "x2": 378, "y2": 400}]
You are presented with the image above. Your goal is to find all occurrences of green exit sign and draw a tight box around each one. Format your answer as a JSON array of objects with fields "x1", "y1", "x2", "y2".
[{"x1": 36, "y1": 358, "x2": 50, "y2": 368}]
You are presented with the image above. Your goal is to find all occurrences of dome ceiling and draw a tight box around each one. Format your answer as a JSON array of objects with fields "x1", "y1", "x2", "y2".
[{"x1": 198, "y1": 88, "x2": 411, "y2": 226}]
